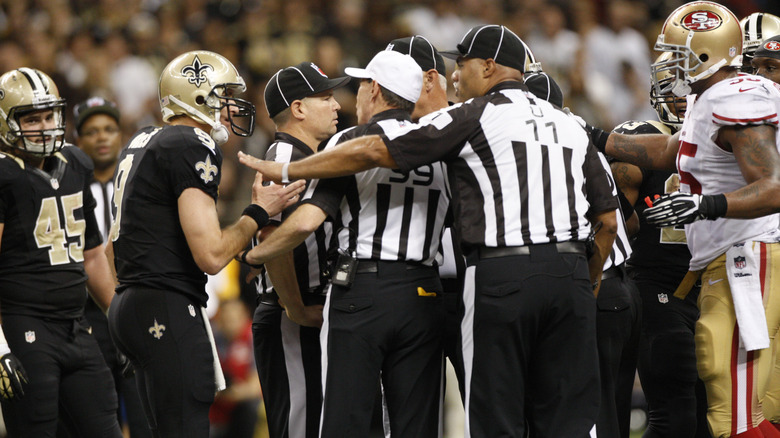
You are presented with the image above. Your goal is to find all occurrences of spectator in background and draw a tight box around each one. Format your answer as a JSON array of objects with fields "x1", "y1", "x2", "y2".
[{"x1": 210, "y1": 299, "x2": 262, "y2": 438}]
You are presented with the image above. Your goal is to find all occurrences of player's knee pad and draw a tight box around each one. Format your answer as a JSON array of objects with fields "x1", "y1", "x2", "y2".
[{"x1": 694, "y1": 319, "x2": 724, "y2": 382}]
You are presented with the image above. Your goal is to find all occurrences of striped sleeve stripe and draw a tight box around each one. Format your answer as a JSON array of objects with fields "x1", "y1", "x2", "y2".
[{"x1": 712, "y1": 113, "x2": 779, "y2": 124}]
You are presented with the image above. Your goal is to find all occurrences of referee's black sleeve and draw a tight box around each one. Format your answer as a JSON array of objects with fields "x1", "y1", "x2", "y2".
[{"x1": 584, "y1": 143, "x2": 618, "y2": 214}]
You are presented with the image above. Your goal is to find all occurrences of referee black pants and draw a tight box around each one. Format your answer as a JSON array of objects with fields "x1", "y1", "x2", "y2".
[
  {"x1": 108, "y1": 288, "x2": 215, "y2": 438},
  {"x1": 463, "y1": 247, "x2": 599, "y2": 438},
  {"x1": 253, "y1": 299, "x2": 323, "y2": 438},
  {"x1": 319, "y1": 262, "x2": 445, "y2": 438}
]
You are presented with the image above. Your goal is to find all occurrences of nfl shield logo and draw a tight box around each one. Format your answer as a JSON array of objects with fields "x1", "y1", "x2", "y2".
[
  {"x1": 25, "y1": 331, "x2": 35, "y2": 343},
  {"x1": 188, "y1": 304, "x2": 196, "y2": 317},
  {"x1": 658, "y1": 293, "x2": 669, "y2": 304},
  {"x1": 734, "y1": 256, "x2": 746, "y2": 269}
]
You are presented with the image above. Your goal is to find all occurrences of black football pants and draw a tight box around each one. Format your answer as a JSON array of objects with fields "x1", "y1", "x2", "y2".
[
  {"x1": 108, "y1": 288, "x2": 214, "y2": 438},
  {"x1": 1, "y1": 314, "x2": 122, "y2": 438}
]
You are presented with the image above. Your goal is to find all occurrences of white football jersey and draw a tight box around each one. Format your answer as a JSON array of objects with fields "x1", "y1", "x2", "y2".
[{"x1": 677, "y1": 74, "x2": 780, "y2": 270}]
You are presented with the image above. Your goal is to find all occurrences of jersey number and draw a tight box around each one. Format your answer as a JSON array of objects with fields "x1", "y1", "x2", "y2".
[
  {"x1": 109, "y1": 154, "x2": 135, "y2": 241},
  {"x1": 35, "y1": 194, "x2": 86, "y2": 265}
]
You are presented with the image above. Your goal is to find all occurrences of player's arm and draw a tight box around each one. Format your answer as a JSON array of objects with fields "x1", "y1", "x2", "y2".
[
  {"x1": 242, "y1": 203, "x2": 328, "y2": 267},
  {"x1": 610, "y1": 161, "x2": 643, "y2": 206},
  {"x1": 587, "y1": 209, "x2": 617, "y2": 297},
  {"x1": 180, "y1": 173, "x2": 305, "y2": 275},
  {"x1": 83, "y1": 244, "x2": 116, "y2": 313},
  {"x1": 601, "y1": 131, "x2": 679, "y2": 171},
  {"x1": 105, "y1": 240, "x2": 117, "y2": 283},
  {"x1": 719, "y1": 124, "x2": 780, "y2": 218},
  {"x1": 238, "y1": 135, "x2": 396, "y2": 183}
]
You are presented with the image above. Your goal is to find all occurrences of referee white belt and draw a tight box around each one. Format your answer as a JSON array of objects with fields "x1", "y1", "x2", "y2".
[
  {"x1": 355, "y1": 260, "x2": 433, "y2": 274},
  {"x1": 477, "y1": 241, "x2": 586, "y2": 259}
]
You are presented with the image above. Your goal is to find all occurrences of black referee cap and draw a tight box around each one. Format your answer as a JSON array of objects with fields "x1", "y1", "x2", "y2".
[
  {"x1": 441, "y1": 25, "x2": 534, "y2": 73},
  {"x1": 264, "y1": 62, "x2": 350, "y2": 118},
  {"x1": 524, "y1": 71, "x2": 564, "y2": 108},
  {"x1": 754, "y1": 35, "x2": 780, "y2": 61},
  {"x1": 386, "y1": 36, "x2": 446, "y2": 76}
]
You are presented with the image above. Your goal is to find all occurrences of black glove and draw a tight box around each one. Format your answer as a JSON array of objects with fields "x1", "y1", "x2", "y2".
[
  {"x1": 585, "y1": 123, "x2": 610, "y2": 154},
  {"x1": 0, "y1": 352, "x2": 28, "y2": 401},
  {"x1": 116, "y1": 351, "x2": 134, "y2": 378},
  {"x1": 644, "y1": 192, "x2": 727, "y2": 227}
]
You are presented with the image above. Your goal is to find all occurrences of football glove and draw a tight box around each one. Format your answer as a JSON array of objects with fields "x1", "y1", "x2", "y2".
[
  {"x1": 644, "y1": 192, "x2": 727, "y2": 227},
  {"x1": 0, "y1": 352, "x2": 28, "y2": 401}
]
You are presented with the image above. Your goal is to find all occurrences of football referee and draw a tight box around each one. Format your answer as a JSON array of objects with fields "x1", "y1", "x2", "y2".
[{"x1": 239, "y1": 25, "x2": 618, "y2": 437}]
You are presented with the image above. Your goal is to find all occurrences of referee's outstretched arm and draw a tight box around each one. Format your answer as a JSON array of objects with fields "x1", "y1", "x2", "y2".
[{"x1": 238, "y1": 134, "x2": 393, "y2": 182}]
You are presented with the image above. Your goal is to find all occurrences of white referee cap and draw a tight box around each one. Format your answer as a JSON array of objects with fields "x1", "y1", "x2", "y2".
[{"x1": 344, "y1": 50, "x2": 423, "y2": 103}]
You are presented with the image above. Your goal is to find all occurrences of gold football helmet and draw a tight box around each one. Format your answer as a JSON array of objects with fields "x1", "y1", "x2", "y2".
[
  {"x1": 650, "y1": 52, "x2": 686, "y2": 128},
  {"x1": 159, "y1": 50, "x2": 255, "y2": 145},
  {"x1": 740, "y1": 12, "x2": 780, "y2": 72},
  {"x1": 652, "y1": 1, "x2": 742, "y2": 97},
  {"x1": 0, "y1": 68, "x2": 65, "y2": 156}
]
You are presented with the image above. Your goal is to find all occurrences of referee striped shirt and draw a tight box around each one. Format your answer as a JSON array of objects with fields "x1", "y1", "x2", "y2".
[
  {"x1": 595, "y1": 152, "x2": 632, "y2": 270},
  {"x1": 255, "y1": 132, "x2": 334, "y2": 297},
  {"x1": 383, "y1": 81, "x2": 616, "y2": 250},
  {"x1": 303, "y1": 109, "x2": 449, "y2": 265}
]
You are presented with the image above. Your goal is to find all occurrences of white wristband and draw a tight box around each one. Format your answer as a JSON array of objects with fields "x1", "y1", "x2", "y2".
[
  {"x1": 0, "y1": 326, "x2": 10, "y2": 356},
  {"x1": 281, "y1": 162, "x2": 290, "y2": 184}
]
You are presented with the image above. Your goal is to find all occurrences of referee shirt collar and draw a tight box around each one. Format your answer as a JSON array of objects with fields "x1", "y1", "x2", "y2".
[
  {"x1": 485, "y1": 80, "x2": 528, "y2": 96},
  {"x1": 274, "y1": 131, "x2": 317, "y2": 157},
  {"x1": 367, "y1": 108, "x2": 412, "y2": 125}
]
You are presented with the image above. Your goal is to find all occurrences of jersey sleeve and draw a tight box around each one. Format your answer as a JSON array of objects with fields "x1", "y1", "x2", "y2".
[
  {"x1": 382, "y1": 103, "x2": 478, "y2": 172},
  {"x1": 168, "y1": 128, "x2": 222, "y2": 200},
  {"x1": 710, "y1": 79, "x2": 779, "y2": 127},
  {"x1": 585, "y1": 144, "x2": 619, "y2": 214}
]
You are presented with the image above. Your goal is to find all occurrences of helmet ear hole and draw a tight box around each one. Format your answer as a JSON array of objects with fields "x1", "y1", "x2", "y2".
[
  {"x1": 195, "y1": 95, "x2": 206, "y2": 105},
  {"x1": 699, "y1": 53, "x2": 709, "y2": 62}
]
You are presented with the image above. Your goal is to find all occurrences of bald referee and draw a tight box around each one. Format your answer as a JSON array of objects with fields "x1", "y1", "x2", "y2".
[{"x1": 240, "y1": 25, "x2": 617, "y2": 437}]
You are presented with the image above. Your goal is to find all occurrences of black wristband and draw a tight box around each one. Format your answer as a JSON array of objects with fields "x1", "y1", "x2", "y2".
[
  {"x1": 242, "y1": 204, "x2": 269, "y2": 230},
  {"x1": 587, "y1": 125, "x2": 610, "y2": 154},
  {"x1": 240, "y1": 250, "x2": 263, "y2": 269},
  {"x1": 699, "y1": 194, "x2": 728, "y2": 220}
]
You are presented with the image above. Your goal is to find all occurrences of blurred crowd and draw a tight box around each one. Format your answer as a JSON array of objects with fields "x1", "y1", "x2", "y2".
[{"x1": 0, "y1": 0, "x2": 775, "y2": 223}]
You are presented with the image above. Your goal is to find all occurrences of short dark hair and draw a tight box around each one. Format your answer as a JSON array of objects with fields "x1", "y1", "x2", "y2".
[{"x1": 379, "y1": 84, "x2": 415, "y2": 113}]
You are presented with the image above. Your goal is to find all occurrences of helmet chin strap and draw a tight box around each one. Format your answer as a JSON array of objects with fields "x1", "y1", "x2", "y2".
[{"x1": 167, "y1": 95, "x2": 229, "y2": 145}]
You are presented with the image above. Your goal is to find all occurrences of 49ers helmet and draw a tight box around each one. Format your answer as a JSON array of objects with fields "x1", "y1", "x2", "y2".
[
  {"x1": 650, "y1": 52, "x2": 686, "y2": 128},
  {"x1": 652, "y1": 1, "x2": 742, "y2": 97},
  {"x1": 159, "y1": 50, "x2": 255, "y2": 145},
  {"x1": 0, "y1": 68, "x2": 66, "y2": 156},
  {"x1": 740, "y1": 12, "x2": 780, "y2": 71}
]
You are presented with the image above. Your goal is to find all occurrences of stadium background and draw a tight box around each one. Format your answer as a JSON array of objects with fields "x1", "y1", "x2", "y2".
[{"x1": 1, "y1": 0, "x2": 778, "y2": 436}]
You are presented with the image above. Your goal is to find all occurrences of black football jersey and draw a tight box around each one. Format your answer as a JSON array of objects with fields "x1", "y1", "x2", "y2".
[
  {"x1": 0, "y1": 145, "x2": 100, "y2": 319},
  {"x1": 111, "y1": 125, "x2": 221, "y2": 306},
  {"x1": 613, "y1": 120, "x2": 691, "y2": 285}
]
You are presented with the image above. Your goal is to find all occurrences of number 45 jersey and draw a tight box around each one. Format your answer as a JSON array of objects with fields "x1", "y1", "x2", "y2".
[
  {"x1": 110, "y1": 125, "x2": 221, "y2": 307},
  {"x1": 677, "y1": 74, "x2": 780, "y2": 270},
  {"x1": 0, "y1": 145, "x2": 100, "y2": 319}
]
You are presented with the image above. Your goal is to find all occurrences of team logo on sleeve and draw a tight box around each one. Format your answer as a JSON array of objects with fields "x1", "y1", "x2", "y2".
[
  {"x1": 148, "y1": 319, "x2": 166, "y2": 340},
  {"x1": 195, "y1": 155, "x2": 218, "y2": 183},
  {"x1": 181, "y1": 55, "x2": 214, "y2": 88}
]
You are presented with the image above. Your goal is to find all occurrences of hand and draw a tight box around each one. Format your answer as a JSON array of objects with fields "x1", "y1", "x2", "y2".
[
  {"x1": 644, "y1": 192, "x2": 705, "y2": 227},
  {"x1": 239, "y1": 152, "x2": 284, "y2": 183},
  {"x1": 563, "y1": 108, "x2": 608, "y2": 153},
  {"x1": 116, "y1": 351, "x2": 134, "y2": 378},
  {"x1": 285, "y1": 304, "x2": 324, "y2": 328},
  {"x1": 250, "y1": 172, "x2": 306, "y2": 218},
  {"x1": 0, "y1": 353, "x2": 28, "y2": 401}
]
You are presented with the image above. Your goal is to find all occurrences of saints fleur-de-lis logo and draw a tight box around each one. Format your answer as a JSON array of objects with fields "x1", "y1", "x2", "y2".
[
  {"x1": 181, "y1": 55, "x2": 213, "y2": 88},
  {"x1": 195, "y1": 155, "x2": 218, "y2": 183},
  {"x1": 148, "y1": 319, "x2": 166, "y2": 340}
]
